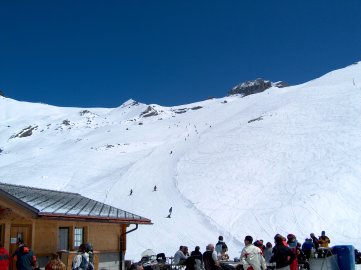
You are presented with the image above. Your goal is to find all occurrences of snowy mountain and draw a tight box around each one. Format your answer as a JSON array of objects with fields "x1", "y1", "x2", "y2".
[{"x1": 1, "y1": 62, "x2": 361, "y2": 260}]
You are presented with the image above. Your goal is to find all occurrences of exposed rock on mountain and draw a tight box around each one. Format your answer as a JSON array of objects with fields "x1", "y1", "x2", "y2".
[
  {"x1": 228, "y1": 78, "x2": 289, "y2": 97},
  {"x1": 273, "y1": 81, "x2": 289, "y2": 88},
  {"x1": 140, "y1": 106, "x2": 158, "y2": 117},
  {"x1": 228, "y1": 78, "x2": 272, "y2": 96},
  {"x1": 9, "y1": 125, "x2": 38, "y2": 139}
]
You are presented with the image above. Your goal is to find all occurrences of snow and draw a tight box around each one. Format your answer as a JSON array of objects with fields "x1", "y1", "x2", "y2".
[{"x1": 1, "y1": 62, "x2": 361, "y2": 261}]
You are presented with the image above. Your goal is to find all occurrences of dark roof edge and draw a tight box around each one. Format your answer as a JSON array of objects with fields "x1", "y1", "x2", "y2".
[
  {"x1": 0, "y1": 189, "x2": 39, "y2": 215},
  {"x1": 38, "y1": 213, "x2": 153, "y2": 224},
  {"x1": 0, "y1": 182, "x2": 80, "y2": 196}
]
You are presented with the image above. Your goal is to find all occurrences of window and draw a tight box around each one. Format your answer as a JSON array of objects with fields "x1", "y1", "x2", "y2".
[
  {"x1": 58, "y1": 227, "x2": 69, "y2": 250},
  {"x1": 74, "y1": 227, "x2": 84, "y2": 248}
]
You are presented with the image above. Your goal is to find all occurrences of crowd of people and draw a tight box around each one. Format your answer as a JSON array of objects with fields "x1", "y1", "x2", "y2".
[
  {"x1": 0, "y1": 240, "x2": 94, "y2": 270},
  {"x1": 247, "y1": 231, "x2": 331, "y2": 270},
  {"x1": 0, "y1": 231, "x2": 332, "y2": 270},
  {"x1": 131, "y1": 231, "x2": 331, "y2": 270}
]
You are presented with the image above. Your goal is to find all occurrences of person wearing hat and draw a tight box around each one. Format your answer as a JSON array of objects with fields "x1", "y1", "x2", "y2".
[
  {"x1": 240, "y1": 235, "x2": 266, "y2": 270},
  {"x1": 270, "y1": 235, "x2": 295, "y2": 270},
  {"x1": 318, "y1": 231, "x2": 330, "y2": 248}
]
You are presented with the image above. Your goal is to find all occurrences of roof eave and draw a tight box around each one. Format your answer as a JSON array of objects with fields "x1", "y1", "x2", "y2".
[
  {"x1": 0, "y1": 189, "x2": 40, "y2": 215},
  {"x1": 38, "y1": 212, "x2": 152, "y2": 225}
]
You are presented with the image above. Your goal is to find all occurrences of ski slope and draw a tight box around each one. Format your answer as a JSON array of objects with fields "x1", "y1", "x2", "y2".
[{"x1": 1, "y1": 62, "x2": 361, "y2": 260}]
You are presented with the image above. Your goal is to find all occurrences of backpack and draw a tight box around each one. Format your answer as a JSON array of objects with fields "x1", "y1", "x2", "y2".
[
  {"x1": 79, "y1": 254, "x2": 88, "y2": 270},
  {"x1": 73, "y1": 254, "x2": 92, "y2": 270}
]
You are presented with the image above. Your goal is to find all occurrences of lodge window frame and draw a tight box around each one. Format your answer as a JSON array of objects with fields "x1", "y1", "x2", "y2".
[
  {"x1": 58, "y1": 225, "x2": 87, "y2": 251},
  {"x1": 73, "y1": 227, "x2": 84, "y2": 248}
]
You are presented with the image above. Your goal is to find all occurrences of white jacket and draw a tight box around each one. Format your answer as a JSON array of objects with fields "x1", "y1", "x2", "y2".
[
  {"x1": 72, "y1": 252, "x2": 89, "y2": 270},
  {"x1": 240, "y1": 244, "x2": 266, "y2": 270}
]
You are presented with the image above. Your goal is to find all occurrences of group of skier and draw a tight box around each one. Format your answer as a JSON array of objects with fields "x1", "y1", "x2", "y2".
[{"x1": 128, "y1": 186, "x2": 173, "y2": 218}]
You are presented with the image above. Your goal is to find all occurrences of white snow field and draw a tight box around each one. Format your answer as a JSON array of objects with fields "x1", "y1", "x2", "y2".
[{"x1": 1, "y1": 62, "x2": 361, "y2": 260}]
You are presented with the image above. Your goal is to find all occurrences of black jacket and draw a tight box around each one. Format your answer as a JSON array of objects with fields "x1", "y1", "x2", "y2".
[
  {"x1": 190, "y1": 251, "x2": 203, "y2": 262},
  {"x1": 203, "y1": 251, "x2": 218, "y2": 270},
  {"x1": 270, "y1": 244, "x2": 295, "y2": 269}
]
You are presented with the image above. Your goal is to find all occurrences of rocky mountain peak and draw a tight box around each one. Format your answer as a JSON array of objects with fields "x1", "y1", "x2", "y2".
[{"x1": 228, "y1": 78, "x2": 289, "y2": 97}]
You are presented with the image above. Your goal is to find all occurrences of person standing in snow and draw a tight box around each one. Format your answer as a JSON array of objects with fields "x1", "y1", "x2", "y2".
[
  {"x1": 301, "y1": 239, "x2": 313, "y2": 260},
  {"x1": 318, "y1": 231, "x2": 330, "y2": 248},
  {"x1": 309, "y1": 233, "x2": 319, "y2": 251},
  {"x1": 296, "y1": 243, "x2": 309, "y2": 270},
  {"x1": 215, "y1": 236, "x2": 228, "y2": 258},
  {"x1": 191, "y1": 246, "x2": 203, "y2": 262},
  {"x1": 240, "y1": 235, "x2": 266, "y2": 270},
  {"x1": 203, "y1": 244, "x2": 219, "y2": 270},
  {"x1": 190, "y1": 246, "x2": 203, "y2": 270},
  {"x1": 269, "y1": 235, "x2": 295, "y2": 270},
  {"x1": 286, "y1": 234, "x2": 298, "y2": 270},
  {"x1": 263, "y1": 242, "x2": 272, "y2": 266}
]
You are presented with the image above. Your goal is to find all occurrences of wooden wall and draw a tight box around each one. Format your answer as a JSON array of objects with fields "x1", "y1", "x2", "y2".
[
  {"x1": 1, "y1": 196, "x2": 126, "y2": 255},
  {"x1": 34, "y1": 219, "x2": 123, "y2": 254}
]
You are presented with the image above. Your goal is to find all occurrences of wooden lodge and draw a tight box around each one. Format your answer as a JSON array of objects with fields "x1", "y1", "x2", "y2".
[{"x1": 0, "y1": 182, "x2": 152, "y2": 270}]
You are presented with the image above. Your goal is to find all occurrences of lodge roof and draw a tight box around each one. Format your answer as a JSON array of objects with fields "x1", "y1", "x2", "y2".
[{"x1": 0, "y1": 182, "x2": 151, "y2": 224}]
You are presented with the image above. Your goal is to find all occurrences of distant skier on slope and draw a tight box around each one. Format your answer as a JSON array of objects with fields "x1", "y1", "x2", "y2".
[
  {"x1": 129, "y1": 189, "x2": 133, "y2": 196},
  {"x1": 153, "y1": 185, "x2": 157, "y2": 192},
  {"x1": 166, "y1": 207, "x2": 173, "y2": 218}
]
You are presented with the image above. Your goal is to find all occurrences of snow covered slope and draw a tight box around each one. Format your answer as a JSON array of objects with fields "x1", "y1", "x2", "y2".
[{"x1": 1, "y1": 62, "x2": 361, "y2": 259}]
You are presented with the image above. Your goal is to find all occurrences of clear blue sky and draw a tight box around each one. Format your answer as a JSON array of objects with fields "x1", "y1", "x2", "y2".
[{"x1": 1, "y1": 0, "x2": 360, "y2": 108}]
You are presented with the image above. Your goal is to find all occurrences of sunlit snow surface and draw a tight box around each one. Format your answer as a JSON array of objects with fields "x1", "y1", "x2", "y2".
[{"x1": 1, "y1": 62, "x2": 361, "y2": 260}]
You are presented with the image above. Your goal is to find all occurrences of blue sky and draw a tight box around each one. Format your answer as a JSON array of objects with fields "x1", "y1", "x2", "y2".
[{"x1": 1, "y1": 0, "x2": 360, "y2": 108}]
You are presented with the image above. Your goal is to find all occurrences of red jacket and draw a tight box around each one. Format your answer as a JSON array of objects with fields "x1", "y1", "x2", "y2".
[{"x1": 0, "y1": 247, "x2": 10, "y2": 270}]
